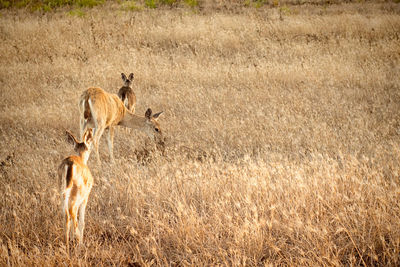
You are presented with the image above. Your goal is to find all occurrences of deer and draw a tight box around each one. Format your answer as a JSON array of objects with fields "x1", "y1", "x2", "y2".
[
  {"x1": 79, "y1": 87, "x2": 164, "y2": 165},
  {"x1": 118, "y1": 73, "x2": 136, "y2": 113},
  {"x1": 58, "y1": 128, "x2": 94, "y2": 252}
]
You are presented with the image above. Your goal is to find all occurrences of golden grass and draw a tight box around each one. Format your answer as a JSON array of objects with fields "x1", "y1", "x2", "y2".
[{"x1": 1, "y1": 1, "x2": 400, "y2": 265}]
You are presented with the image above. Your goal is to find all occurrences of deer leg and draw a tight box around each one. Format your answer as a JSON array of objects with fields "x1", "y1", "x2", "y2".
[
  {"x1": 106, "y1": 127, "x2": 115, "y2": 164},
  {"x1": 78, "y1": 198, "x2": 89, "y2": 247},
  {"x1": 71, "y1": 204, "x2": 80, "y2": 246},
  {"x1": 93, "y1": 125, "x2": 105, "y2": 165},
  {"x1": 65, "y1": 209, "x2": 71, "y2": 253},
  {"x1": 79, "y1": 117, "x2": 87, "y2": 141}
]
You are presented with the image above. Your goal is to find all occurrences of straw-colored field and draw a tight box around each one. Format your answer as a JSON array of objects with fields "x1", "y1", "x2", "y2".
[{"x1": 1, "y1": 1, "x2": 400, "y2": 265}]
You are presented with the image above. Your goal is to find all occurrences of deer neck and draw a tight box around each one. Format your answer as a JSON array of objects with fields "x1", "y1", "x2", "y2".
[
  {"x1": 80, "y1": 150, "x2": 91, "y2": 164},
  {"x1": 119, "y1": 112, "x2": 147, "y2": 132}
]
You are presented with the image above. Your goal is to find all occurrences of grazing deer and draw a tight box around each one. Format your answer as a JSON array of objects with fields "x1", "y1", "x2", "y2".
[
  {"x1": 118, "y1": 73, "x2": 136, "y2": 113},
  {"x1": 58, "y1": 128, "x2": 94, "y2": 252},
  {"x1": 79, "y1": 87, "x2": 163, "y2": 164}
]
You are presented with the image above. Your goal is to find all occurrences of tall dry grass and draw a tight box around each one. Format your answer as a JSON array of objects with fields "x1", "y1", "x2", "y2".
[{"x1": 1, "y1": 1, "x2": 400, "y2": 265}]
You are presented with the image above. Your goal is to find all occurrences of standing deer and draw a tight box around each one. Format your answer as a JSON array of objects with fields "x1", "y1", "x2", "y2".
[
  {"x1": 79, "y1": 87, "x2": 163, "y2": 164},
  {"x1": 58, "y1": 128, "x2": 94, "y2": 252},
  {"x1": 118, "y1": 73, "x2": 136, "y2": 113}
]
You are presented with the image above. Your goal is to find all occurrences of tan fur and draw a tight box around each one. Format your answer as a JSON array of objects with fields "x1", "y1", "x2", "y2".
[
  {"x1": 118, "y1": 72, "x2": 136, "y2": 113},
  {"x1": 118, "y1": 86, "x2": 136, "y2": 113},
  {"x1": 79, "y1": 87, "x2": 163, "y2": 164},
  {"x1": 58, "y1": 129, "x2": 94, "y2": 253}
]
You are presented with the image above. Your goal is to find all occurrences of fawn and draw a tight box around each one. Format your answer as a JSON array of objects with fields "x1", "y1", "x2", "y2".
[
  {"x1": 58, "y1": 128, "x2": 94, "y2": 252},
  {"x1": 118, "y1": 72, "x2": 136, "y2": 113}
]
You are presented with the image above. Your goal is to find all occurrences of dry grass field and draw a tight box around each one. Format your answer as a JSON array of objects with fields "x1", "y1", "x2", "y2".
[{"x1": 1, "y1": 1, "x2": 400, "y2": 265}]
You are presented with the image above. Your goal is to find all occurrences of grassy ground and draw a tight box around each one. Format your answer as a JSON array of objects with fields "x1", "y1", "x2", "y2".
[{"x1": 1, "y1": 1, "x2": 400, "y2": 265}]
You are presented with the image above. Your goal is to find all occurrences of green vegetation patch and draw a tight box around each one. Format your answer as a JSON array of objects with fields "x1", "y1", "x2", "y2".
[
  {"x1": 2, "y1": 0, "x2": 104, "y2": 11},
  {"x1": 68, "y1": 7, "x2": 85, "y2": 15},
  {"x1": 184, "y1": 0, "x2": 197, "y2": 8},
  {"x1": 1, "y1": 0, "x2": 379, "y2": 11},
  {"x1": 76, "y1": 0, "x2": 104, "y2": 7},
  {"x1": 122, "y1": 0, "x2": 142, "y2": 11},
  {"x1": 143, "y1": 0, "x2": 198, "y2": 8},
  {"x1": 144, "y1": 0, "x2": 156, "y2": 8},
  {"x1": 0, "y1": 0, "x2": 11, "y2": 8}
]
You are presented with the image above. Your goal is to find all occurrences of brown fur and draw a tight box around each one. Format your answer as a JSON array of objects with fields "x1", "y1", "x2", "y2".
[
  {"x1": 59, "y1": 156, "x2": 92, "y2": 193},
  {"x1": 59, "y1": 129, "x2": 93, "y2": 253},
  {"x1": 79, "y1": 87, "x2": 163, "y2": 164},
  {"x1": 80, "y1": 87, "x2": 127, "y2": 124},
  {"x1": 118, "y1": 72, "x2": 136, "y2": 113},
  {"x1": 61, "y1": 158, "x2": 74, "y2": 189},
  {"x1": 118, "y1": 86, "x2": 136, "y2": 113},
  {"x1": 83, "y1": 98, "x2": 91, "y2": 120}
]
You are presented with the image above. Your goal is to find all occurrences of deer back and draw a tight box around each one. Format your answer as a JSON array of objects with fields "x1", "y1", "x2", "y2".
[{"x1": 81, "y1": 87, "x2": 127, "y2": 127}]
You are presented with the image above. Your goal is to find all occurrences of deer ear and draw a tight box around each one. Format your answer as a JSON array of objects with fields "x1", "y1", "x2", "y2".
[
  {"x1": 145, "y1": 108, "x2": 152, "y2": 120},
  {"x1": 121, "y1": 73, "x2": 127, "y2": 82},
  {"x1": 128, "y1": 73, "x2": 134, "y2": 81},
  {"x1": 152, "y1": 111, "x2": 163, "y2": 120},
  {"x1": 83, "y1": 128, "x2": 93, "y2": 143},
  {"x1": 65, "y1": 130, "x2": 78, "y2": 146},
  {"x1": 83, "y1": 128, "x2": 93, "y2": 144}
]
